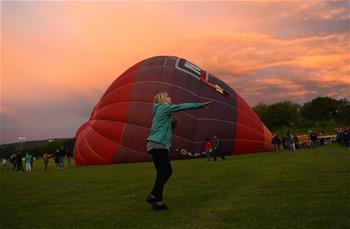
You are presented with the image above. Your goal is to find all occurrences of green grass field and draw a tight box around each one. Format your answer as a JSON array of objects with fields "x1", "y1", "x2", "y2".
[{"x1": 1, "y1": 144, "x2": 349, "y2": 229}]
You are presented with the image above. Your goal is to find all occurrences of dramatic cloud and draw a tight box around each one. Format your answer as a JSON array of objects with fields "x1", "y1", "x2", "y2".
[
  {"x1": 167, "y1": 32, "x2": 349, "y2": 104},
  {"x1": 1, "y1": 1, "x2": 349, "y2": 143}
]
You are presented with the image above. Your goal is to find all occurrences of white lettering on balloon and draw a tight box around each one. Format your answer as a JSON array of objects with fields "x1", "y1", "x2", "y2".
[{"x1": 176, "y1": 148, "x2": 200, "y2": 157}]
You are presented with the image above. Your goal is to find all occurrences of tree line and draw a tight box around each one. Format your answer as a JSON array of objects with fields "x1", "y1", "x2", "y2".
[{"x1": 252, "y1": 97, "x2": 350, "y2": 135}]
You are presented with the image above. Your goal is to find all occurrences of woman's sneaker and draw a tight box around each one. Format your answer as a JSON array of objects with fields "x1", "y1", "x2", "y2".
[
  {"x1": 152, "y1": 202, "x2": 168, "y2": 211},
  {"x1": 146, "y1": 195, "x2": 157, "y2": 204}
]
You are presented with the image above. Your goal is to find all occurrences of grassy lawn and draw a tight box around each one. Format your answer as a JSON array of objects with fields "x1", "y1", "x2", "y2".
[{"x1": 1, "y1": 144, "x2": 349, "y2": 229}]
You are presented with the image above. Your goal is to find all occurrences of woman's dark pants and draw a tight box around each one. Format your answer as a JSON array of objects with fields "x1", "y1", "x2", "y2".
[{"x1": 149, "y1": 149, "x2": 172, "y2": 201}]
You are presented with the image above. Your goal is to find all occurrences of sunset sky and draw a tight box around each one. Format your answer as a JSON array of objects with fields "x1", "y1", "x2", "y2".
[{"x1": 1, "y1": 1, "x2": 349, "y2": 144}]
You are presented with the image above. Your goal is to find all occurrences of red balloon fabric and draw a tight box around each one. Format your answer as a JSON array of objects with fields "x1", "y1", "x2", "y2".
[{"x1": 74, "y1": 56, "x2": 272, "y2": 165}]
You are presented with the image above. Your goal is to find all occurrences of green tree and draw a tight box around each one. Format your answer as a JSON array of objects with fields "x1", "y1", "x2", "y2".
[
  {"x1": 252, "y1": 103, "x2": 270, "y2": 127},
  {"x1": 266, "y1": 101, "x2": 300, "y2": 134},
  {"x1": 253, "y1": 101, "x2": 301, "y2": 134},
  {"x1": 301, "y1": 97, "x2": 340, "y2": 131},
  {"x1": 337, "y1": 99, "x2": 350, "y2": 126}
]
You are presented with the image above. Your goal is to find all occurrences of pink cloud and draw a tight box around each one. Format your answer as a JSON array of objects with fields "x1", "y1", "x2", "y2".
[{"x1": 1, "y1": 1, "x2": 349, "y2": 143}]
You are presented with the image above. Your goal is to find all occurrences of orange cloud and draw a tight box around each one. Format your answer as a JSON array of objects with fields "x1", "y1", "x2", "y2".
[
  {"x1": 1, "y1": 1, "x2": 349, "y2": 143},
  {"x1": 165, "y1": 32, "x2": 348, "y2": 84}
]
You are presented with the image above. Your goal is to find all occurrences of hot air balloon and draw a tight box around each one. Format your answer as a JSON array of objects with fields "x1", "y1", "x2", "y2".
[{"x1": 74, "y1": 56, "x2": 272, "y2": 165}]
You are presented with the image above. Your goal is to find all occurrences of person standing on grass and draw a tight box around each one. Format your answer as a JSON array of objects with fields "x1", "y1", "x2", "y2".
[
  {"x1": 54, "y1": 149, "x2": 59, "y2": 169},
  {"x1": 309, "y1": 131, "x2": 318, "y2": 148},
  {"x1": 204, "y1": 137, "x2": 213, "y2": 161},
  {"x1": 289, "y1": 134, "x2": 296, "y2": 151},
  {"x1": 16, "y1": 152, "x2": 24, "y2": 172},
  {"x1": 213, "y1": 134, "x2": 225, "y2": 161},
  {"x1": 271, "y1": 134, "x2": 281, "y2": 153},
  {"x1": 1, "y1": 157, "x2": 8, "y2": 171},
  {"x1": 58, "y1": 146, "x2": 65, "y2": 169},
  {"x1": 10, "y1": 153, "x2": 17, "y2": 172},
  {"x1": 342, "y1": 129, "x2": 349, "y2": 147},
  {"x1": 146, "y1": 92, "x2": 211, "y2": 211},
  {"x1": 66, "y1": 148, "x2": 73, "y2": 167},
  {"x1": 25, "y1": 153, "x2": 32, "y2": 172},
  {"x1": 43, "y1": 152, "x2": 53, "y2": 171}
]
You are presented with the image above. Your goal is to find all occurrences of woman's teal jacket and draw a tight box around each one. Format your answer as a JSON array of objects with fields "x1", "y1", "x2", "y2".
[{"x1": 147, "y1": 103, "x2": 203, "y2": 149}]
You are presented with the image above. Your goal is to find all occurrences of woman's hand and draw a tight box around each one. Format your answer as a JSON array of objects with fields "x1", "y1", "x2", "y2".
[{"x1": 202, "y1": 101, "x2": 213, "y2": 109}]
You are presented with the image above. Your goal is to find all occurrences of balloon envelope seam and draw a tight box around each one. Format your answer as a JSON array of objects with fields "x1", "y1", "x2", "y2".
[
  {"x1": 83, "y1": 128, "x2": 111, "y2": 162},
  {"x1": 97, "y1": 80, "x2": 234, "y2": 110},
  {"x1": 99, "y1": 81, "x2": 262, "y2": 126}
]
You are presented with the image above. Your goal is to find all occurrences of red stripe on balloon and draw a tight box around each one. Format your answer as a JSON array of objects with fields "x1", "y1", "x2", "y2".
[
  {"x1": 84, "y1": 125, "x2": 120, "y2": 162},
  {"x1": 234, "y1": 94, "x2": 265, "y2": 154},
  {"x1": 99, "y1": 64, "x2": 137, "y2": 161}
]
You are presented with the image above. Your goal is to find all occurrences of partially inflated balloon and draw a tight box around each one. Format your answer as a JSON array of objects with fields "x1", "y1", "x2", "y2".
[{"x1": 74, "y1": 56, "x2": 272, "y2": 165}]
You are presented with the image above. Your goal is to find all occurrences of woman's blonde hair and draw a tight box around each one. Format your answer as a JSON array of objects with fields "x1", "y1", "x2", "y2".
[{"x1": 154, "y1": 92, "x2": 169, "y2": 104}]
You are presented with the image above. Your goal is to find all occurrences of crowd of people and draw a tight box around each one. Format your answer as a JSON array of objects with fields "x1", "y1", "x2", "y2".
[
  {"x1": 336, "y1": 128, "x2": 350, "y2": 147},
  {"x1": 1, "y1": 127, "x2": 348, "y2": 173},
  {"x1": 7, "y1": 152, "x2": 33, "y2": 172},
  {"x1": 271, "y1": 128, "x2": 349, "y2": 153},
  {"x1": 1, "y1": 146, "x2": 73, "y2": 173}
]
